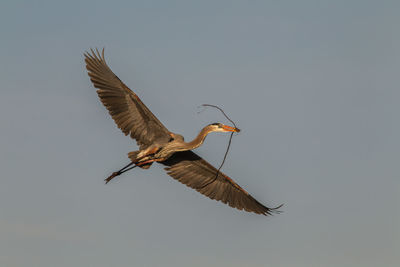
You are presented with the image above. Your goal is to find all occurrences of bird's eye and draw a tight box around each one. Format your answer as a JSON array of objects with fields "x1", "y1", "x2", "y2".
[{"x1": 211, "y1": 122, "x2": 220, "y2": 126}]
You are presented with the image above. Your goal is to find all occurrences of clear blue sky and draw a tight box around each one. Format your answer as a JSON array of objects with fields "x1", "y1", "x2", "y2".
[{"x1": 1, "y1": 0, "x2": 399, "y2": 266}]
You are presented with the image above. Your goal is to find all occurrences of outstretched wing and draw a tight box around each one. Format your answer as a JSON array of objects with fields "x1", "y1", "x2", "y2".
[
  {"x1": 161, "y1": 151, "x2": 282, "y2": 215},
  {"x1": 85, "y1": 48, "x2": 171, "y2": 149}
]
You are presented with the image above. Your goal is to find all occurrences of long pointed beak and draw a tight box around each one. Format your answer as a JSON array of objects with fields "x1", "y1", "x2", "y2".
[{"x1": 222, "y1": 125, "x2": 241, "y2": 133}]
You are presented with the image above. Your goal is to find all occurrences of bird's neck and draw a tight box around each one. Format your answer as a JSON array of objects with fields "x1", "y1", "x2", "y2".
[{"x1": 184, "y1": 127, "x2": 212, "y2": 150}]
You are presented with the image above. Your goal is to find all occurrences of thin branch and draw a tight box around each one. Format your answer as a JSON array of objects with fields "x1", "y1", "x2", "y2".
[{"x1": 196, "y1": 104, "x2": 238, "y2": 189}]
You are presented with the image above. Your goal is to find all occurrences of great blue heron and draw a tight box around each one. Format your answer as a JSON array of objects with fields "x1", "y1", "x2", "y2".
[{"x1": 85, "y1": 49, "x2": 281, "y2": 215}]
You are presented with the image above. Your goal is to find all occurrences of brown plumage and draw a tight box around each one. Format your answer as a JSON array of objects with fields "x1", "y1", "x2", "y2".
[{"x1": 85, "y1": 48, "x2": 281, "y2": 216}]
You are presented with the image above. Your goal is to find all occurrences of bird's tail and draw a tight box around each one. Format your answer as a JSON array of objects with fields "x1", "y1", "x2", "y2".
[
  {"x1": 127, "y1": 151, "x2": 140, "y2": 162},
  {"x1": 127, "y1": 151, "x2": 152, "y2": 169}
]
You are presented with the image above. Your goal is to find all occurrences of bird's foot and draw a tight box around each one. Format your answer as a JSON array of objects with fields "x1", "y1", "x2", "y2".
[{"x1": 105, "y1": 172, "x2": 120, "y2": 184}]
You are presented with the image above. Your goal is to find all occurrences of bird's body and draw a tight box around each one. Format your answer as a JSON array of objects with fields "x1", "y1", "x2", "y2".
[
  {"x1": 129, "y1": 123, "x2": 239, "y2": 167},
  {"x1": 85, "y1": 48, "x2": 281, "y2": 215}
]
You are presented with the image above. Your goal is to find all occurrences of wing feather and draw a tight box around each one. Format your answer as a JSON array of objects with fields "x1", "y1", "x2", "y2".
[
  {"x1": 85, "y1": 48, "x2": 171, "y2": 149},
  {"x1": 161, "y1": 151, "x2": 282, "y2": 215}
]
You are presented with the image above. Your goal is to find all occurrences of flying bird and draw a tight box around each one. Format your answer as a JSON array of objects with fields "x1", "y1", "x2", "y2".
[{"x1": 84, "y1": 48, "x2": 281, "y2": 215}]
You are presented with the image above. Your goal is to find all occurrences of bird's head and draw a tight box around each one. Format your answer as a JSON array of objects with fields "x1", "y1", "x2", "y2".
[{"x1": 207, "y1": 123, "x2": 241, "y2": 133}]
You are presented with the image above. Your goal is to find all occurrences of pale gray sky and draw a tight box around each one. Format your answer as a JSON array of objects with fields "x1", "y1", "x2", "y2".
[{"x1": 1, "y1": 0, "x2": 399, "y2": 266}]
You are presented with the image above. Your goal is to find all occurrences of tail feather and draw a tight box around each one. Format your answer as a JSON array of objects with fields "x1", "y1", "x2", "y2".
[
  {"x1": 128, "y1": 151, "x2": 140, "y2": 162},
  {"x1": 127, "y1": 151, "x2": 153, "y2": 169}
]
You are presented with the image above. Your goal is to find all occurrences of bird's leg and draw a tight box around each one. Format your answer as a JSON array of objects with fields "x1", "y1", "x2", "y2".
[
  {"x1": 136, "y1": 158, "x2": 165, "y2": 166},
  {"x1": 136, "y1": 160, "x2": 154, "y2": 166},
  {"x1": 105, "y1": 157, "x2": 165, "y2": 184},
  {"x1": 105, "y1": 162, "x2": 136, "y2": 184}
]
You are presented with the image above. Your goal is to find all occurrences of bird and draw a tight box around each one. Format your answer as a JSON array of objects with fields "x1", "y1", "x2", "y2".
[{"x1": 84, "y1": 48, "x2": 281, "y2": 215}]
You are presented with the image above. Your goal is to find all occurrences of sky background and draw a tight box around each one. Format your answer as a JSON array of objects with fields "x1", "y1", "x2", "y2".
[{"x1": 1, "y1": 0, "x2": 399, "y2": 266}]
